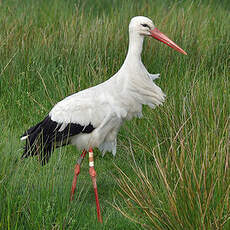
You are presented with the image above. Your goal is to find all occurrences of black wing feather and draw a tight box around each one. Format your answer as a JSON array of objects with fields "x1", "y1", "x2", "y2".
[{"x1": 21, "y1": 115, "x2": 95, "y2": 165}]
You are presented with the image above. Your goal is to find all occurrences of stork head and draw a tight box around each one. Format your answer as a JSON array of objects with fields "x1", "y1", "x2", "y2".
[{"x1": 129, "y1": 16, "x2": 187, "y2": 55}]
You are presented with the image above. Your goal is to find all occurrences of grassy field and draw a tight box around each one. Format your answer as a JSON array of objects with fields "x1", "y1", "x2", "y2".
[{"x1": 0, "y1": 0, "x2": 230, "y2": 229}]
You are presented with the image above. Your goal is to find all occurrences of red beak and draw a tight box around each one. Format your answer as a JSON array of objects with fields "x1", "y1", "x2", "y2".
[{"x1": 150, "y1": 27, "x2": 187, "y2": 55}]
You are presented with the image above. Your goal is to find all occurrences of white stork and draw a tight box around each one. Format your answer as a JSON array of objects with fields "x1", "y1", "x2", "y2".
[{"x1": 21, "y1": 16, "x2": 187, "y2": 223}]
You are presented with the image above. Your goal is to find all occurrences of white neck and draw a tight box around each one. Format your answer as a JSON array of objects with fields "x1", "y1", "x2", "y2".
[{"x1": 123, "y1": 31, "x2": 144, "y2": 65}]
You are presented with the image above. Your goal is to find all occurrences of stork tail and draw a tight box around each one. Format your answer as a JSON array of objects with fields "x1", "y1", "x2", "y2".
[
  {"x1": 21, "y1": 116, "x2": 62, "y2": 165},
  {"x1": 21, "y1": 116, "x2": 95, "y2": 165}
]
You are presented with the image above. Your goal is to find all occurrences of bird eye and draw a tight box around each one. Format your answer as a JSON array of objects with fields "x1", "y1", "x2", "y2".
[{"x1": 142, "y1": 24, "x2": 149, "y2": 28}]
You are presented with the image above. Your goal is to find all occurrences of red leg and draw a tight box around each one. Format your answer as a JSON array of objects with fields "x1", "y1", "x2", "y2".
[
  {"x1": 89, "y1": 148, "x2": 103, "y2": 223},
  {"x1": 70, "y1": 149, "x2": 87, "y2": 201}
]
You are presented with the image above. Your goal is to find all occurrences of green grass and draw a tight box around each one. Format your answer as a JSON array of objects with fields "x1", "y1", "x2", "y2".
[{"x1": 0, "y1": 0, "x2": 230, "y2": 229}]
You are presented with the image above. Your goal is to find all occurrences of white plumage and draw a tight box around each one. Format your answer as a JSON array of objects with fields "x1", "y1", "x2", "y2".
[
  {"x1": 49, "y1": 16, "x2": 165, "y2": 155},
  {"x1": 21, "y1": 16, "x2": 186, "y2": 164}
]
